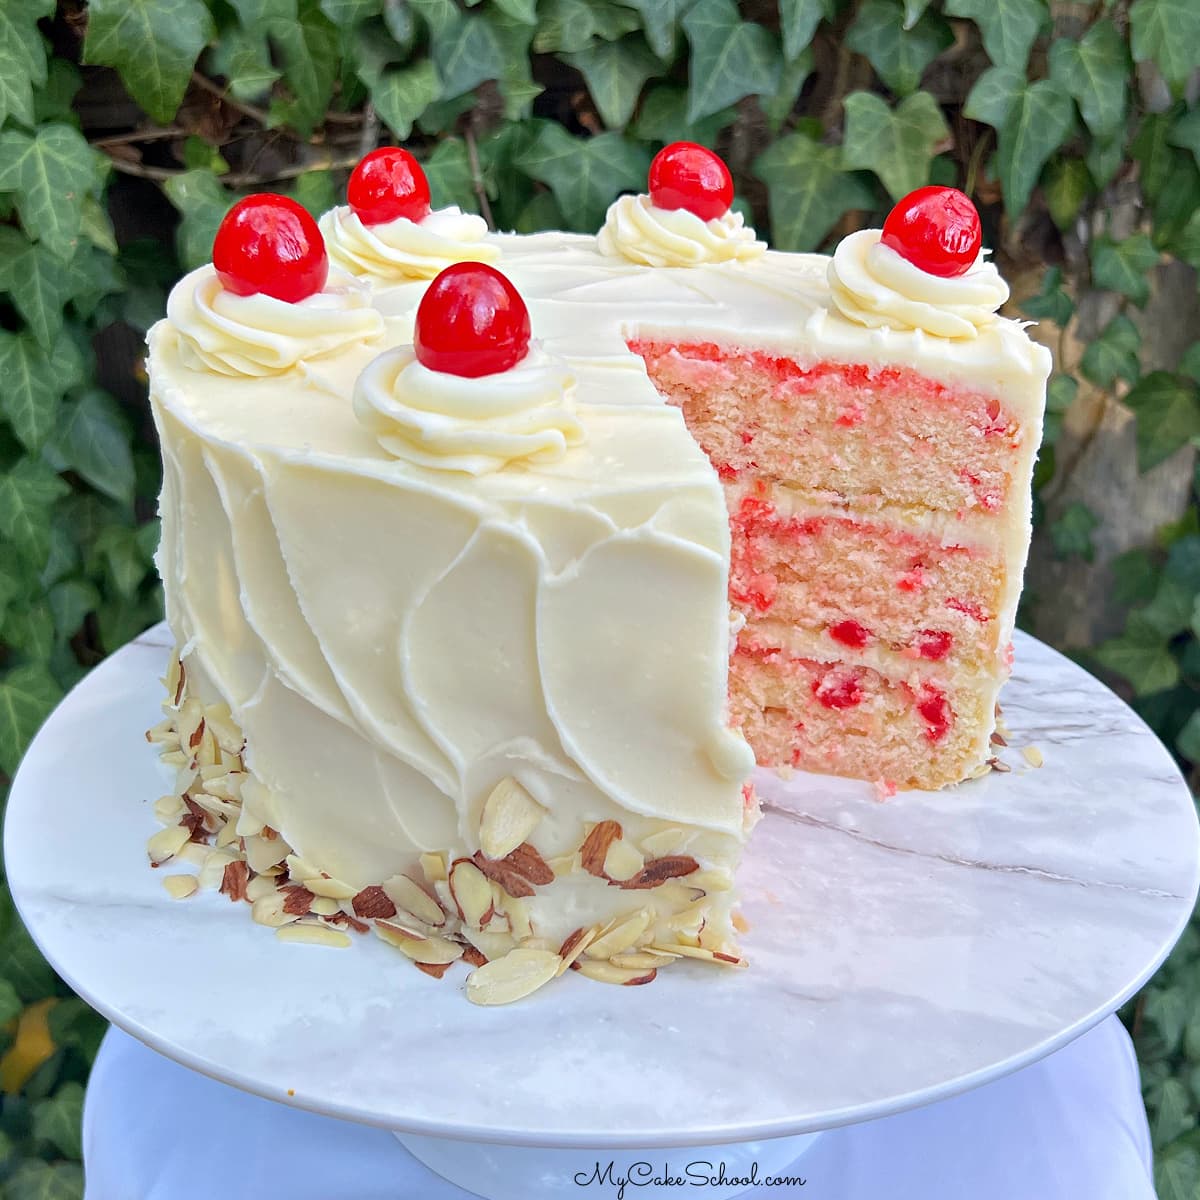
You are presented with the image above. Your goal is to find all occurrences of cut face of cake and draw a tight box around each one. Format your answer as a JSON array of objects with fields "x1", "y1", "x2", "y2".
[{"x1": 145, "y1": 152, "x2": 1048, "y2": 1001}]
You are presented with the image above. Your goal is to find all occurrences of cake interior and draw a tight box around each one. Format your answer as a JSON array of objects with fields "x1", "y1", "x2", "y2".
[{"x1": 630, "y1": 339, "x2": 1022, "y2": 790}]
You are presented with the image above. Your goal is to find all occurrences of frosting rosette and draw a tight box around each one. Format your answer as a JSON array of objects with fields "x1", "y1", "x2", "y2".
[
  {"x1": 167, "y1": 265, "x2": 384, "y2": 377},
  {"x1": 597, "y1": 194, "x2": 765, "y2": 268},
  {"x1": 319, "y1": 205, "x2": 499, "y2": 281},
  {"x1": 827, "y1": 229, "x2": 1009, "y2": 339},
  {"x1": 354, "y1": 344, "x2": 583, "y2": 474}
]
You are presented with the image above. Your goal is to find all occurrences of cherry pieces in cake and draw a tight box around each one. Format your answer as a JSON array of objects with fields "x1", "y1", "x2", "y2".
[
  {"x1": 348, "y1": 146, "x2": 432, "y2": 226},
  {"x1": 213, "y1": 194, "x2": 329, "y2": 302},
  {"x1": 880, "y1": 186, "x2": 982, "y2": 279},
  {"x1": 648, "y1": 142, "x2": 734, "y2": 222},
  {"x1": 414, "y1": 262, "x2": 531, "y2": 378}
]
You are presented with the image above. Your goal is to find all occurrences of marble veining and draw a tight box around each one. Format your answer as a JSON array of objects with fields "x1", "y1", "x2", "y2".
[{"x1": 4, "y1": 624, "x2": 1198, "y2": 1149}]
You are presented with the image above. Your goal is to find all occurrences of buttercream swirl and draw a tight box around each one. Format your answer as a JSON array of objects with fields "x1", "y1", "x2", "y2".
[
  {"x1": 597, "y1": 194, "x2": 765, "y2": 268},
  {"x1": 827, "y1": 229, "x2": 1009, "y2": 340},
  {"x1": 354, "y1": 344, "x2": 583, "y2": 474},
  {"x1": 319, "y1": 205, "x2": 499, "y2": 281},
  {"x1": 167, "y1": 265, "x2": 384, "y2": 377}
]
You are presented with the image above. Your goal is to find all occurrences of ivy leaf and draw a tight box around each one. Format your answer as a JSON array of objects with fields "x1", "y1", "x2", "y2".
[
  {"x1": 1123, "y1": 371, "x2": 1200, "y2": 472},
  {"x1": 754, "y1": 131, "x2": 875, "y2": 250},
  {"x1": 1081, "y1": 315, "x2": 1141, "y2": 389},
  {"x1": 841, "y1": 90, "x2": 949, "y2": 202},
  {"x1": 54, "y1": 389, "x2": 135, "y2": 506},
  {"x1": 422, "y1": 139, "x2": 477, "y2": 213},
  {"x1": 370, "y1": 60, "x2": 440, "y2": 139},
  {"x1": 630, "y1": 85, "x2": 736, "y2": 146},
  {"x1": 269, "y1": 2, "x2": 339, "y2": 136},
  {"x1": 942, "y1": 0, "x2": 1046, "y2": 70},
  {"x1": 3, "y1": 602, "x2": 54, "y2": 661},
  {"x1": 1170, "y1": 107, "x2": 1200, "y2": 172},
  {"x1": 1130, "y1": 0, "x2": 1200, "y2": 93},
  {"x1": 0, "y1": 459, "x2": 69, "y2": 568},
  {"x1": 615, "y1": 0, "x2": 694, "y2": 61},
  {"x1": 1041, "y1": 373, "x2": 1077, "y2": 445},
  {"x1": 319, "y1": 0, "x2": 382, "y2": 24},
  {"x1": 0, "y1": 663, "x2": 63, "y2": 774},
  {"x1": 0, "y1": 0, "x2": 49, "y2": 128},
  {"x1": 903, "y1": 0, "x2": 933, "y2": 27},
  {"x1": 1133, "y1": 110, "x2": 1179, "y2": 202},
  {"x1": 993, "y1": 79, "x2": 1074, "y2": 219},
  {"x1": 682, "y1": 0, "x2": 781, "y2": 123},
  {"x1": 846, "y1": 0, "x2": 953, "y2": 97},
  {"x1": 515, "y1": 123, "x2": 650, "y2": 231},
  {"x1": 1048, "y1": 22, "x2": 1128, "y2": 141},
  {"x1": 208, "y1": 27, "x2": 280, "y2": 102},
  {"x1": 0, "y1": 330, "x2": 69, "y2": 451},
  {"x1": 760, "y1": 48, "x2": 812, "y2": 132},
  {"x1": 1042, "y1": 156, "x2": 1091, "y2": 230},
  {"x1": 963, "y1": 63, "x2": 1023, "y2": 128},
  {"x1": 433, "y1": 10, "x2": 502, "y2": 98},
  {"x1": 1094, "y1": 613, "x2": 1180, "y2": 696},
  {"x1": 1020, "y1": 266, "x2": 1074, "y2": 326},
  {"x1": 163, "y1": 168, "x2": 236, "y2": 271},
  {"x1": 1050, "y1": 501, "x2": 1098, "y2": 561},
  {"x1": 779, "y1": 0, "x2": 835, "y2": 61},
  {"x1": 0, "y1": 227, "x2": 73, "y2": 349},
  {"x1": 1150, "y1": 1079, "x2": 1198, "y2": 1149},
  {"x1": 1090, "y1": 233, "x2": 1160, "y2": 305},
  {"x1": 566, "y1": 35, "x2": 660, "y2": 129},
  {"x1": 31, "y1": 1082, "x2": 84, "y2": 1161},
  {"x1": 82, "y1": 0, "x2": 214, "y2": 124},
  {"x1": 0, "y1": 979, "x2": 20, "y2": 1025},
  {"x1": 483, "y1": 10, "x2": 542, "y2": 120},
  {"x1": 1156, "y1": 1133, "x2": 1200, "y2": 1200},
  {"x1": 0, "y1": 124, "x2": 100, "y2": 261},
  {"x1": 48, "y1": 579, "x2": 99, "y2": 641}
]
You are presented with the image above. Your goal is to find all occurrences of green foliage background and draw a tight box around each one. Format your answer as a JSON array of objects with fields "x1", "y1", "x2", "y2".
[{"x1": 2, "y1": 0, "x2": 1200, "y2": 1193}]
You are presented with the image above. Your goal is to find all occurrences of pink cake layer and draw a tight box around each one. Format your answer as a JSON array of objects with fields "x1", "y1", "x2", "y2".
[
  {"x1": 631, "y1": 338, "x2": 1014, "y2": 790},
  {"x1": 728, "y1": 485, "x2": 1003, "y2": 675},
  {"x1": 630, "y1": 340, "x2": 1022, "y2": 515}
]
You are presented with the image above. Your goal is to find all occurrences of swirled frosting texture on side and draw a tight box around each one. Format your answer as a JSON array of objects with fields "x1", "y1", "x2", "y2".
[
  {"x1": 597, "y1": 194, "x2": 766, "y2": 268},
  {"x1": 166, "y1": 265, "x2": 384, "y2": 376},
  {"x1": 828, "y1": 229, "x2": 1010, "y2": 340},
  {"x1": 354, "y1": 344, "x2": 584, "y2": 474},
  {"x1": 319, "y1": 205, "x2": 499, "y2": 281}
]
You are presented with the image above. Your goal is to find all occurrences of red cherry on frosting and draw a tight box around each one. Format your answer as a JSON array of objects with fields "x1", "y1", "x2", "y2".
[
  {"x1": 213, "y1": 194, "x2": 328, "y2": 302},
  {"x1": 414, "y1": 262, "x2": 531, "y2": 378},
  {"x1": 880, "y1": 186, "x2": 982, "y2": 278},
  {"x1": 348, "y1": 146, "x2": 432, "y2": 226},
  {"x1": 648, "y1": 141, "x2": 734, "y2": 222}
]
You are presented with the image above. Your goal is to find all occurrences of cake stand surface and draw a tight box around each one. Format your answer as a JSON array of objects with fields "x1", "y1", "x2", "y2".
[{"x1": 6, "y1": 624, "x2": 1198, "y2": 1197}]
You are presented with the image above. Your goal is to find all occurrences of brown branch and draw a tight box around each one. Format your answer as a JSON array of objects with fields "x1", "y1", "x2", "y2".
[
  {"x1": 357, "y1": 102, "x2": 380, "y2": 161},
  {"x1": 103, "y1": 151, "x2": 364, "y2": 188},
  {"x1": 190, "y1": 70, "x2": 272, "y2": 128},
  {"x1": 464, "y1": 124, "x2": 494, "y2": 230},
  {"x1": 93, "y1": 126, "x2": 185, "y2": 147}
]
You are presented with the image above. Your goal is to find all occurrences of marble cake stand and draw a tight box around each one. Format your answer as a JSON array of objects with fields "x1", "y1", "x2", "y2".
[{"x1": 6, "y1": 623, "x2": 1199, "y2": 1200}]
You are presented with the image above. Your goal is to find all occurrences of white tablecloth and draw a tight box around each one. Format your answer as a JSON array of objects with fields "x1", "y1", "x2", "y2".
[{"x1": 83, "y1": 1015, "x2": 1156, "y2": 1199}]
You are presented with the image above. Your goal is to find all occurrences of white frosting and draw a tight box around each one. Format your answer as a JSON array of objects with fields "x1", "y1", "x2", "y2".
[
  {"x1": 354, "y1": 344, "x2": 584, "y2": 474},
  {"x1": 597, "y1": 194, "x2": 765, "y2": 268},
  {"x1": 319, "y1": 205, "x2": 499, "y2": 281},
  {"x1": 167, "y1": 265, "x2": 385, "y2": 376},
  {"x1": 828, "y1": 229, "x2": 1010, "y2": 340}
]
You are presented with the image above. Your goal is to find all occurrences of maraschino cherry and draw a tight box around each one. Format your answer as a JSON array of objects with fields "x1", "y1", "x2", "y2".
[
  {"x1": 348, "y1": 146, "x2": 432, "y2": 226},
  {"x1": 414, "y1": 263, "x2": 531, "y2": 378},
  {"x1": 648, "y1": 141, "x2": 734, "y2": 222},
  {"x1": 213, "y1": 194, "x2": 328, "y2": 302},
  {"x1": 880, "y1": 186, "x2": 982, "y2": 278}
]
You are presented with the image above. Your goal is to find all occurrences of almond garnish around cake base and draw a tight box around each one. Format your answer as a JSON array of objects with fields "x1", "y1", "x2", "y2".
[{"x1": 465, "y1": 947, "x2": 562, "y2": 1006}]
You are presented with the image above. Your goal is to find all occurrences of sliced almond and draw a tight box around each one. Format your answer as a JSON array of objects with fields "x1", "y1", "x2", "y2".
[
  {"x1": 547, "y1": 852, "x2": 579, "y2": 878},
  {"x1": 461, "y1": 927, "x2": 517, "y2": 961},
  {"x1": 602, "y1": 839, "x2": 644, "y2": 883},
  {"x1": 465, "y1": 947, "x2": 561, "y2": 1006},
  {"x1": 688, "y1": 868, "x2": 733, "y2": 893},
  {"x1": 198, "y1": 850, "x2": 236, "y2": 890},
  {"x1": 146, "y1": 718, "x2": 178, "y2": 746},
  {"x1": 448, "y1": 859, "x2": 496, "y2": 929},
  {"x1": 162, "y1": 874, "x2": 197, "y2": 900},
  {"x1": 216, "y1": 820, "x2": 241, "y2": 849},
  {"x1": 375, "y1": 922, "x2": 464, "y2": 964},
  {"x1": 176, "y1": 841, "x2": 210, "y2": 867},
  {"x1": 176, "y1": 698, "x2": 205, "y2": 753},
  {"x1": 252, "y1": 893, "x2": 300, "y2": 927},
  {"x1": 499, "y1": 892, "x2": 534, "y2": 941},
  {"x1": 580, "y1": 820, "x2": 621, "y2": 877},
  {"x1": 243, "y1": 834, "x2": 288, "y2": 875},
  {"x1": 1021, "y1": 745, "x2": 1044, "y2": 768},
  {"x1": 203, "y1": 772, "x2": 245, "y2": 802},
  {"x1": 304, "y1": 873, "x2": 358, "y2": 900},
  {"x1": 163, "y1": 652, "x2": 184, "y2": 709},
  {"x1": 219, "y1": 860, "x2": 250, "y2": 902},
  {"x1": 419, "y1": 851, "x2": 448, "y2": 884},
  {"x1": 586, "y1": 909, "x2": 651, "y2": 959},
  {"x1": 147, "y1": 825, "x2": 189, "y2": 866},
  {"x1": 650, "y1": 942, "x2": 746, "y2": 968},
  {"x1": 350, "y1": 885, "x2": 397, "y2": 920},
  {"x1": 381, "y1": 874, "x2": 445, "y2": 926},
  {"x1": 154, "y1": 794, "x2": 184, "y2": 823},
  {"x1": 479, "y1": 777, "x2": 546, "y2": 860},
  {"x1": 310, "y1": 896, "x2": 341, "y2": 917},
  {"x1": 276, "y1": 923, "x2": 351, "y2": 948},
  {"x1": 608, "y1": 951, "x2": 666, "y2": 971},
  {"x1": 556, "y1": 926, "x2": 597, "y2": 976},
  {"x1": 236, "y1": 808, "x2": 266, "y2": 838},
  {"x1": 245, "y1": 875, "x2": 278, "y2": 902},
  {"x1": 639, "y1": 827, "x2": 688, "y2": 857},
  {"x1": 204, "y1": 704, "x2": 244, "y2": 754},
  {"x1": 284, "y1": 853, "x2": 321, "y2": 882},
  {"x1": 575, "y1": 959, "x2": 656, "y2": 986}
]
